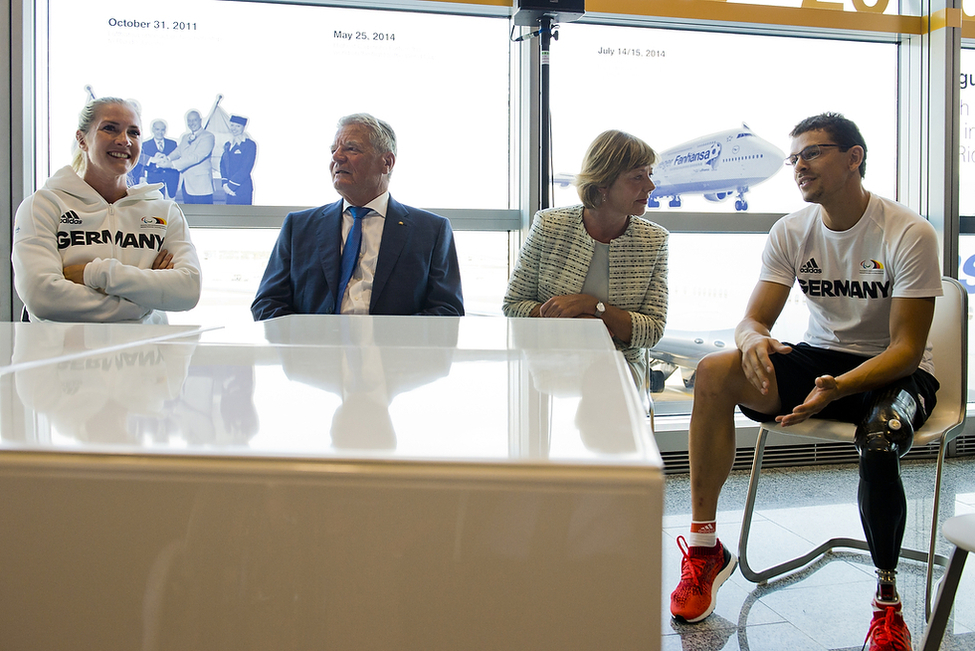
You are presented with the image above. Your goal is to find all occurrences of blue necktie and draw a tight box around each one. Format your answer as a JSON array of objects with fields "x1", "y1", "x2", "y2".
[{"x1": 335, "y1": 206, "x2": 370, "y2": 313}]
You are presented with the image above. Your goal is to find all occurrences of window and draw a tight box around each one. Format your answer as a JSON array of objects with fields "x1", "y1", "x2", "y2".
[
  {"x1": 42, "y1": 0, "x2": 511, "y2": 209},
  {"x1": 549, "y1": 23, "x2": 897, "y2": 214},
  {"x1": 959, "y1": 48, "x2": 975, "y2": 218},
  {"x1": 41, "y1": 0, "x2": 515, "y2": 323}
]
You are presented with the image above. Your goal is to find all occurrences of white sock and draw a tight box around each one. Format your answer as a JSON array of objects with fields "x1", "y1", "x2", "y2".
[{"x1": 689, "y1": 521, "x2": 717, "y2": 548}]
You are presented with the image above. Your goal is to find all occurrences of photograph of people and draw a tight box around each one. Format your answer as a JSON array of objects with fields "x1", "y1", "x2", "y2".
[
  {"x1": 220, "y1": 114, "x2": 257, "y2": 205},
  {"x1": 142, "y1": 119, "x2": 180, "y2": 199},
  {"x1": 11, "y1": 97, "x2": 202, "y2": 323},
  {"x1": 251, "y1": 112, "x2": 464, "y2": 319},
  {"x1": 155, "y1": 109, "x2": 216, "y2": 204},
  {"x1": 669, "y1": 113, "x2": 942, "y2": 650},
  {"x1": 502, "y1": 129, "x2": 668, "y2": 392}
]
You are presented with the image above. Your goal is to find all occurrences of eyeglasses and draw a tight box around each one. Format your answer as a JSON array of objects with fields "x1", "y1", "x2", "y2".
[{"x1": 785, "y1": 144, "x2": 845, "y2": 166}]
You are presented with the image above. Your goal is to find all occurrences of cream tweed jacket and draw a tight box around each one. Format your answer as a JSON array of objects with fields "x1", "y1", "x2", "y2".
[{"x1": 503, "y1": 205, "x2": 668, "y2": 387}]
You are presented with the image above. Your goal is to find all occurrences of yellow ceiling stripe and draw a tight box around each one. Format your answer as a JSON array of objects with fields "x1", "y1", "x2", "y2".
[
  {"x1": 425, "y1": 0, "x2": 938, "y2": 35},
  {"x1": 586, "y1": 0, "x2": 921, "y2": 33}
]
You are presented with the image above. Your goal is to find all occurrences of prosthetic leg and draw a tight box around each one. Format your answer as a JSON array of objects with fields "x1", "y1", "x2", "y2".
[{"x1": 855, "y1": 387, "x2": 920, "y2": 603}]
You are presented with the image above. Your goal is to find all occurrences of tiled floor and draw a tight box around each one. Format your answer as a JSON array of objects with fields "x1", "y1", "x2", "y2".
[{"x1": 662, "y1": 458, "x2": 975, "y2": 650}]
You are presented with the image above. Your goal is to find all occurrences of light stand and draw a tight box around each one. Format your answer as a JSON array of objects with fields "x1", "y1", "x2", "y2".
[
  {"x1": 511, "y1": 0, "x2": 583, "y2": 211},
  {"x1": 538, "y1": 15, "x2": 555, "y2": 209}
]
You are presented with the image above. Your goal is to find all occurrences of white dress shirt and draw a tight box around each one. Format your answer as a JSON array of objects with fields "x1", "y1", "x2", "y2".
[{"x1": 339, "y1": 191, "x2": 389, "y2": 314}]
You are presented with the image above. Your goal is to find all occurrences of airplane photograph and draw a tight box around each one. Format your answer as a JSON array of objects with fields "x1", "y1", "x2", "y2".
[
  {"x1": 647, "y1": 124, "x2": 786, "y2": 211},
  {"x1": 556, "y1": 124, "x2": 786, "y2": 212}
]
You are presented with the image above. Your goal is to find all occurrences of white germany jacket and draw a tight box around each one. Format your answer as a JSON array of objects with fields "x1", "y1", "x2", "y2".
[{"x1": 12, "y1": 166, "x2": 202, "y2": 323}]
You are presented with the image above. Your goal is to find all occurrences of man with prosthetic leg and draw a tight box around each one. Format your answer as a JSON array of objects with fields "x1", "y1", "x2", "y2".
[{"x1": 669, "y1": 113, "x2": 942, "y2": 651}]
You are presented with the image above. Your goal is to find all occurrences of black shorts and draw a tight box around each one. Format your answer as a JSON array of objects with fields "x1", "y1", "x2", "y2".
[{"x1": 738, "y1": 342, "x2": 940, "y2": 427}]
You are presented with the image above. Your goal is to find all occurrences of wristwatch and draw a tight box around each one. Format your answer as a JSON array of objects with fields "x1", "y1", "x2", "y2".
[{"x1": 595, "y1": 301, "x2": 606, "y2": 317}]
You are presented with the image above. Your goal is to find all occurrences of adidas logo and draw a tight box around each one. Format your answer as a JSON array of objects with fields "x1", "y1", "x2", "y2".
[
  {"x1": 799, "y1": 257, "x2": 822, "y2": 274},
  {"x1": 59, "y1": 210, "x2": 82, "y2": 225}
]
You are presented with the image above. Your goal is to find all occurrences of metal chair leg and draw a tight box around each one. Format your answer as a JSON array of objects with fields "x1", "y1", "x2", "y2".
[
  {"x1": 925, "y1": 433, "x2": 951, "y2": 619},
  {"x1": 738, "y1": 426, "x2": 947, "y2": 586},
  {"x1": 920, "y1": 547, "x2": 969, "y2": 651}
]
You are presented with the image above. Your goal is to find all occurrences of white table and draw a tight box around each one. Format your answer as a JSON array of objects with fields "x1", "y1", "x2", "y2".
[{"x1": 0, "y1": 316, "x2": 663, "y2": 651}]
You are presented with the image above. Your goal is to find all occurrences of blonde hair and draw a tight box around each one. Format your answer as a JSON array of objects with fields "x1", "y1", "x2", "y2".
[
  {"x1": 71, "y1": 97, "x2": 141, "y2": 175},
  {"x1": 576, "y1": 130, "x2": 658, "y2": 209}
]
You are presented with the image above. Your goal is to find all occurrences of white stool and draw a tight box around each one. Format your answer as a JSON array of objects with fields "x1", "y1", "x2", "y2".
[{"x1": 920, "y1": 513, "x2": 975, "y2": 651}]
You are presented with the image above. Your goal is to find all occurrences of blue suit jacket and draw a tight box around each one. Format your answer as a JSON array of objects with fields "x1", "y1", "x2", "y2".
[
  {"x1": 144, "y1": 137, "x2": 178, "y2": 159},
  {"x1": 128, "y1": 137, "x2": 177, "y2": 185},
  {"x1": 251, "y1": 196, "x2": 464, "y2": 319},
  {"x1": 141, "y1": 137, "x2": 179, "y2": 185}
]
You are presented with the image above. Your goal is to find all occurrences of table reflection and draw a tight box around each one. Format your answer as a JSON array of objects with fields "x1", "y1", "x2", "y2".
[
  {"x1": 167, "y1": 356, "x2": 260, "y2": 445},
  {"x1": 10, "y1": 324, "x2": 197, "y2": 445},
  {"x1": 266, "y1": 316, "x2": 458, "y2": 451},
  {"x1": 1, "y1": 317, "x2": 652, "y2": 465},
  {"x1": 517, "y1": 322, "x2": 643, "y2": 458}
]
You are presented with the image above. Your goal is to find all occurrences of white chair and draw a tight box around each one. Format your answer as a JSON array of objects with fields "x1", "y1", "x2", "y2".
[
  {"x1": 920, "y1": 513, "x2": 975, "y2": 651},
  {"x1": 737, "y1": 277, "x2": 968, "y2": 617}
]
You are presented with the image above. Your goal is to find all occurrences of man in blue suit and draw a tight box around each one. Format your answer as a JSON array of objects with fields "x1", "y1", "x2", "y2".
[
  {"x1": 141, "y1": 120, "x2": 179, "y2": 198},
  {"x1": 251, "y1": 113, "x2": 464, "y2": 319}
]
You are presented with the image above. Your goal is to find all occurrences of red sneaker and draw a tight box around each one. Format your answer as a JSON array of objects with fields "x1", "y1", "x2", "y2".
[
  {"x1": 670, "y1": 536, "x2": 737, "y2": 623},
  {"x1": 863, "y1": 600, "x2": 911, "y2": 651}
]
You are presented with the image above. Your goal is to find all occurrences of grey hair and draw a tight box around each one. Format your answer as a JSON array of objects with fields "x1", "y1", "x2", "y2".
[
  {"x1": 337, "y1": 113, "x2": 397, "y2": 156},
  {"x1": 71, "y1": 97, "x2": 141, "y2": 175}
]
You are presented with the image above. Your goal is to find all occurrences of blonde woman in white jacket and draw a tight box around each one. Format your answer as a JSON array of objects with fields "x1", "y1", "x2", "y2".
[{"x1": 12, "y1": 97, "x2": 201, "y2": 323}]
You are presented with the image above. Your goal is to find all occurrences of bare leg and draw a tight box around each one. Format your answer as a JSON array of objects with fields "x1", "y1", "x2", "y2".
[
  {"x1": 689, "y1": 349, "x2": 781, "y2": 522},
  {"x1": 672, "y1": 349, "x2": 782, "y2": 623}
]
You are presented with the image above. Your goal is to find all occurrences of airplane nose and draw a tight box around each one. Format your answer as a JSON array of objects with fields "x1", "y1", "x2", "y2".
[{"x1": 758, "y1": 140, "x2": 787, "y2": 175}]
